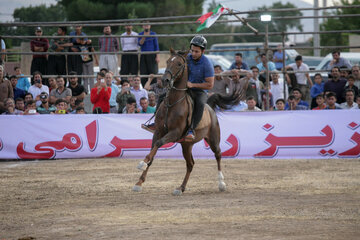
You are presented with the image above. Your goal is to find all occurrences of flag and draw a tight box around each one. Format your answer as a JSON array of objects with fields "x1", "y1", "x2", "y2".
[{"x1": 196, "y1": 4, "x2": 229, "y2": 32}]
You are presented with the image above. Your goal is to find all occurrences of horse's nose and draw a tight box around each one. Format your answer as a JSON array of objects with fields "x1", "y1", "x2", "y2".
[{"x1": 162, "y1": 74, "x2": 170, "y2": 83}]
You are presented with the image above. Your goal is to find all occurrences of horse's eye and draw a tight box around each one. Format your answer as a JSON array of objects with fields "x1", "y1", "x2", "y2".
[{"x1": 177, "y1": 63, "x2": 182, "y2": 66}]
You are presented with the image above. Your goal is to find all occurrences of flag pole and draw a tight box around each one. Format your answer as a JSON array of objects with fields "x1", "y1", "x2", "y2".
[{"x1": 229, "y1": 9, "x2": 259, "y2": 35}]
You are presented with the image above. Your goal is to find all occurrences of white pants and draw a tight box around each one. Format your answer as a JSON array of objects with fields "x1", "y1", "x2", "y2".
[{"x1": 99, "y1": 54, "x2": 118, "y2": 75}]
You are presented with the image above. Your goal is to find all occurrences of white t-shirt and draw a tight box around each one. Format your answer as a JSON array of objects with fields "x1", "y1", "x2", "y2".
[
  {"x1": 288, "y1": 62, "x2": 309, "y2": 85},
  {"x1": 270, "y1": 79, "x2": 288, "y2": 106},
  {"x1": 28, "y1": 84, "x2": 49, "y2": 106},
  {"x1": 121, "y1": 31, "x2": 138, "y2": 51}
]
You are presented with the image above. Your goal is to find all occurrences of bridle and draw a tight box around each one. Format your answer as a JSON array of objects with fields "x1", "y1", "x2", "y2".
[{"x1": 164, "y1": 54, "x2": 187, "y2": 91}]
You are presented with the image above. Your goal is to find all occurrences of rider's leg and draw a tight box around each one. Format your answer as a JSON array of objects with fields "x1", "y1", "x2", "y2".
[
  {"x1": 185, "y1": 90, "x2": 207, "y2": 140},
  {"x1": 142, "y1": 93, "x2": 166, "y2": 132}
]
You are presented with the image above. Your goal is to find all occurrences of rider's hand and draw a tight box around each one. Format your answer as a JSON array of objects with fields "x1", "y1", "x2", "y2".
[{"x1": 187, "y1": 82, "x2": 193, "y2": 88}]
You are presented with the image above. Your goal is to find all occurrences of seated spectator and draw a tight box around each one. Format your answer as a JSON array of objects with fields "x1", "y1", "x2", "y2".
[
  {"x1": 340, "y1": 65, "x2": 350, "y2": 79},
  {"x1": 140, "y1": 97, "x2": 156, "y2": 113},
  {"x1": 48, "y1": 77, "x2": 57, "y2": 92},
  {"x1": 15, "y1": 98, "x2": 25, "y2": 113},
  {"x1": 285, "y1": 88, "x2": 309, "y2": 110},
  {"x1": 344, "y1": 75, "x2": 359, "y2": 98},
  {"x1": 310, "y1": 73, "x2": 324, "y2": 109},
  {"x1": 0, "y1": 65, "x2": 14, "y2": 113},
  {"x1": 148, "y1": 91, "x2": 156, "y2": 108},
  {"x1": 275, "y1": 98, "x2": 285, "y2": 111},
  {"x1": 76, "y1": 106, "x2": 86, "y2": 114},
  {"x1": 23, "y1": 100, "x2": 39, "y2": 115},
  {"x1": 69, "y1": 96, "x2": 77, "y2": 112},
  {"x1": 105, "y1": 72, "x2": 120, "y2": 113},
  {"x1": 286, "y1": 95, "x2": 308, "y2": 110},
  {"x1": 312, "y1": 94, "x2": 326, "y2": 110},
  {"x1": 28, "y1": 71, "x2": 49, "y2": 107},
  {"x1": 130, "y1": 76, "x2": 148, "y2": 111},
  {"x1": 260, "y1": 89, "x2": 274, "y2": 111},
  {"x1": 269, "y1": 71, "x2": 288, "y2": 107},
  {"x1": 350, "y1": 65, "x2": 360, "y2": 89},
  {"x1": 123, "y1": 97, "x2": 139, "y2": 114},
  {"x1": 68, "y1": 71, "x2": 86, "y2": 101},
  {"x1": 37, "y1": 92, "x2": 56, "y2": 114},
  {"x1": 324, "y1": 66, "x2": 347, "y2": 103},
  {"x1": 340, "y1": 89, "x2": 357, "y2": 109},
  {"x1": 14, "y1": 66, "x2": 30, "y2": 91},
  {"x1": 10, "y1": 75, "x2": 26, "y2": 100},
  {"x1": 353, "y1": 95, "x2": 360, "y2": 109},
  {"x1": 1, "y1": 98, "x2": 22, "y2": 115},
  {"x1": 144, "y1": 74, "x2": 166, "y2": 102},
  {"x1": 229, "y1": 53, "x2": 249, "y2": 70},
  {"x1": 325, "y1": 92, "x2": 341, "y2": 109},
  {"x1": 116, "y1": 79, "x2": 135, "y2": 113},
  {"x1": 50, "y1": 76, "x2": 72, "y2": 105},
  {"x1": 24, "y1": 92, "x2": 33, "y2": 104},
  {"x1": 242, "y1": 96, "x2": 261, "y2": 111},
  {"x1": 326, "y1": 50, "x2": 352, "y2": 71},
  {"x1": 285, "y1": 67, "x2": 297, "y2": 93},
  {"x1": 90, "y1": 72, "x2": 111, "y2": 113},
  {"x1": 54, "y1": 98, "x2": 68, "y2": 114},
  {"x1": 209, "y1": 65, "x2": 228, "y2": 96}
]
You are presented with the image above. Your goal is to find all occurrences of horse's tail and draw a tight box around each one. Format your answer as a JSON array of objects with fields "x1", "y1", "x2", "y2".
[{"x1": 207, "y1": 88, "x2": 245, "y2": 110}]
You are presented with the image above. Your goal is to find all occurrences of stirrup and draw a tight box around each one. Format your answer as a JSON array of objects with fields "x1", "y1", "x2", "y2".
[
  {"x1": 185, "y1": 129, "x2": 195, "y2": 141},
  {"x1": 141, "y1": 123, "x2": 156, "y2": 133}
]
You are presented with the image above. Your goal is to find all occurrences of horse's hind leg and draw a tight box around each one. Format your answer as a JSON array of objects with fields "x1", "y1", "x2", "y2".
[
  {"x1": 205, "y1": 125, "x2": 226, "y2": 192},
  {"x1": 173, "y1": 143, "x2": 195, "y2": 196}
]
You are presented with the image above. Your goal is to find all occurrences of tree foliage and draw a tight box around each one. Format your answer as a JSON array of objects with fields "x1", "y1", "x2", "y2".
[{"x1": 320, "y1": 0, "x2": 360, "y2": 53}]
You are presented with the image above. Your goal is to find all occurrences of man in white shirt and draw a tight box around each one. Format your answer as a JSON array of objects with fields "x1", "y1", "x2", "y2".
[
  {"x1": 270, "y1": 71, "x2": 288, "y2": 107},
  {"x1": 120, "y1": 25, "x2": 139, "y2": 76},
  {"x1": 340, "y1": 89, "x2": 357, "y2": 109},
  {"x1": 28, "y1": 71, "x2": 49, "y2": 107},
  {"x1": 286, "y1": 55, "x2": 313, "y2": 104},
  {"x1": 130, "y1": 76, "x2": 148, "y2": 111}
]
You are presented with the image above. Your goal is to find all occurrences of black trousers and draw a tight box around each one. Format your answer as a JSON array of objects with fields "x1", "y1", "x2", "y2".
[
  {"x1": 48, "y1": 55, "x2": 67, "y2": 76},
  {"x1": 31, "y1": 57, "x2": 47, "y2": 75},
  {"x1": 140, "y1": 54, "x2": 158, "y2": 87},
  {"x1": 157, "y1": 89, "x2": 207, "y2": 130},
  {"x1": 120, "y1": 51, "x2": 138, "y2": 75}
]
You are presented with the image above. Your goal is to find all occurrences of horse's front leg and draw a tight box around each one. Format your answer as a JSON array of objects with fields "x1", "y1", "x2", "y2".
[{"x1": 133, "y1": 130, "x2": 180, "y2": 192}]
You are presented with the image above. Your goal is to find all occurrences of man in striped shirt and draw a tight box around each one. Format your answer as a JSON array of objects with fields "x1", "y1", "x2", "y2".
[{"x1": 98, "y1": 26, "x2": 120, "y2": 77}]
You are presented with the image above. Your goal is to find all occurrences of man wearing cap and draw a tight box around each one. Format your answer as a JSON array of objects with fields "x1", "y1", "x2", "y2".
[{"x1": 30, "y1": 27, "x2": 49, "y2": 78}]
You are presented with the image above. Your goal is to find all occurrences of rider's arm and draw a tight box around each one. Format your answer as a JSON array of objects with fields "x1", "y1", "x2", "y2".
[{"x1": 187, "y1": 76, "x2": 214, "y2": 90}]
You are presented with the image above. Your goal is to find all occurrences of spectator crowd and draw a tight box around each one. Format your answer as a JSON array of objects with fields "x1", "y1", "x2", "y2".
[{"x1": 0, "y1": 24, "x2": 359, "y2": 116}]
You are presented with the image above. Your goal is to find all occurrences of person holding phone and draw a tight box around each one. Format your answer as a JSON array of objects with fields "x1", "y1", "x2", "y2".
[
  {"x1": 90, "y1": 72, "x2": 112, "y2": 113},
  {"x1": 116, "y1": 79, "x2": 136, "y2": 113}
]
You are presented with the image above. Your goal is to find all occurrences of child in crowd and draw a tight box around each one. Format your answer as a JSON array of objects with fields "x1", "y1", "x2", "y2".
[
  {"x1": 312, "y1": 94, "x2": 326, "y2": 110},
  {"x1": 310, "y1": 73, "x2": 324, "y2": 109}
]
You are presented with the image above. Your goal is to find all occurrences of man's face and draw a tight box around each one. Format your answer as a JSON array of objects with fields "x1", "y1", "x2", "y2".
[
  {"x1": 345, "y1": 91, "x2": 354, "y2": 103},
  {"x1": 296, "y1": 60, "x2": 302, "y2": 67},
  {"x1": 292, "y1": 90, "x2": 301, "y2": 100},
  {"x1": 133, "y1": 77, "x2": 141, "y2": 87},
  {"x1": 276, "y1": 101, "x2": 285, "y2": 110},
  {"x1": 314, "y1": 75, "x2": 322, "y2": 84},
  {"x1": 122, "y1": 82, "x2": 130, "y2": 92},
  {"x1": 316, "y1": 96, "x2": 325, "y2": 106},
  {"x1": 15, "y1": 100, "x2": 25, "y2": 111},
  {"x1": 34, "y1": 74, "x2": 42, "y2": 86},
  {"x1": 251, "y1": 68, "x2": 259, "y2": 78},
  {"x1": 214, "y1": 67, "x2": 222, "y2": 75},
  {"x1": 15, "y1": 68, "x2": 21, "y2": 75},
  {"x1": 288, "y1": 98, "x2": 297, "y2": 107},
  {"x1": 352, "y1": 67, "x2": 360, "y2": 78},
  {"x1": 261, "y1": 55, "x2": 267, "y2": 63},
  {"x1": 69, "y1": 77, "x2": 77, "y2": 85},
  {"x1": 327, "y1": 96, "x2": 336, "y2": 106},
  {"x1": 331, "y1": 68, "x2": 340, "y2": 79},
  {"x1": 340, "y1": 70, "x2": 349, "y2": 78},
  {"x1": 190, "y1": 45, "x2": 203, "y2": 61},
  {"x1": 105, "y1": 73, "x2": 112, "y2": 86},
  {"x1": 5, "y1": 99, "x2": 14, "y2": 109},
  {"x1": 56, "y1": 102, "x2": 67, "y2": 110},
  {"x1": 246, "y1": 99, "x2": 256, "y2": 109},
  {"x1": 70, "y1": 97, "x2": 76, "y2": 106},
  {"x1": 148, "y1": 94, "x2": 156, "y2": 104},
  {"x1": 57, "y1": 27, "x2": 64, "y2": 35},
  {"x1": 140, "y1": 99, "x2": 148, "y2": 110},
  {"x1": 143, "y1": 24, "x2": 151, "y2": 31},
  {"x1": 56, "y1": 78, "x2": 65, "y2": 88},
  {"x1": 126, "y1": 103, "x2": 136, "y2": 113},
  {"x1": 271, "y1": 74, "x2": 279, "y2": 83},
  {"x1": 35, "y1": 30, "x2": 42, "y2": 37},
  {"x1": 75, "y1": 26, "x2": 82, "y2": 32},
  {"x1": 231, "y1": 71, "x2": 239, "y2": 82},
  {"x1": 25, "y1": 94, "x2": 33, "y2": 102},
  {"x1": 332, "y1": 52, "x2": 340, "y2": 61},
  {"x1": 104, "y1": 26, "x2": 111, "y2": 35},
  {"x1": 125, "y1": 25, "x2": 132, "y2": 32},
  {"x1": 40, "y1": 94, "x2": 48, "y2": 103},
  {"x1": 235, "y1": 55, "x2": 242, "y2": 64},
  {"x1": 10, "y1": 78, "x2": 17, "y2": 88}
]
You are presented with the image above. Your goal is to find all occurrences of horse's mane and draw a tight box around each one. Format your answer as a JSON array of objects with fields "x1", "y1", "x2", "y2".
[{"x1": 177, "y1": 50, "x2": 187, "y2": 56}]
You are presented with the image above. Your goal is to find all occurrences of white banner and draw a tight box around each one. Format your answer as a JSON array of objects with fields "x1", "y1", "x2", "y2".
[{"x1": 0, "y1": 110, "x2": 359, "y2": 160}]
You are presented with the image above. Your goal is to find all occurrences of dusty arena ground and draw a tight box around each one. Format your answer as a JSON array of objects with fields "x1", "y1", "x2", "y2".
[{"x1": 0, "y1": 158, "x2": 359, "y2": 240}]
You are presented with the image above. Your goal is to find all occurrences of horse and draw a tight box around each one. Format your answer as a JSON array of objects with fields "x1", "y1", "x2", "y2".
[{"x1": 133, "y1": 49, "x2": 242, "y2": 195}]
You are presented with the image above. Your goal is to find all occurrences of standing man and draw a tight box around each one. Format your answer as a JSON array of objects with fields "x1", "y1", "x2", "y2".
[
  {"x1": 0, "y1": 65, "x2": 13, "y2": 112},
  {"x1": 0, "y1": 36, "x2": 6, "y2": 66},
  {"x1": 138, "y1": 22, "x2": 160, "y2": 87},
  {"x1": 286, "y1": 55, "x2": 313, "y2": 104},
  {"x1": 273, "y1": 44, "x2": 287, "y2": 70},
  {"x1": 257, "y1": 53, "x2": 276, "y2": 84},
  {"x1": 324, "y1": 66, "x2": 347, "y2": 104},
  {"x1": 105, "y1": 72, "x2": 119, "y2": 113},
  {"x1": 229, "y1": 53, "x2": 249, "y2": 70},
  {"x1": 30, "y1": 27, "x2": 49, "y2": 77},
  {"x1": 99, "y1": 26, "x2": 120, "y2": 77},
  {"x1": 209, "y1": 65, "x2": 228, "y2": 95},
  {"x1": 326, "y1": 50, "x2": 352, "y2": 70},
  {"x1": 68, "y1": 25, "x2": 87, "y2": 77},
  {"x1": 120, "y1": 25, "x2": 139, "y2": 76}
]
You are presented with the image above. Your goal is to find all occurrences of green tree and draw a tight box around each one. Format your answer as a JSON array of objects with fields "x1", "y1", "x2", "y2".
[{"x1": 320, "y1": 0, "x2": 360, "y2": 54}]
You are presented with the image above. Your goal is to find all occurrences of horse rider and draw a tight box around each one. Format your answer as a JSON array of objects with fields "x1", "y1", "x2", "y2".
[{"x1": 142, "y1": 35, "x2": 215, "y2": 141}]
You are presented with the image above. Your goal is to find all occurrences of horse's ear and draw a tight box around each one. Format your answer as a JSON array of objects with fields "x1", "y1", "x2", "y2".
[
  {"x1": 181, "y1": 49, "x2": 188, "y2": 57},
  {"x1": 170, "y1": 48, "x2": 175, "y2": 55}
]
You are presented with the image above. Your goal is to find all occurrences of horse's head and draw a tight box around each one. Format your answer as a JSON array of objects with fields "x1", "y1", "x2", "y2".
[{"x1": 162, "y1": 48, "x2": 188, "y2": 88}]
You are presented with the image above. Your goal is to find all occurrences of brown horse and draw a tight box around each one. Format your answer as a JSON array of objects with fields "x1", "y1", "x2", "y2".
[{"x1": 133, "y1": 49, "x2": 241, "y2": 195}]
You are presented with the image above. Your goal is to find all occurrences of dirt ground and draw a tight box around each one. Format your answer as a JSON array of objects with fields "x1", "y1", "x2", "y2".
[{"x1": 0, "y1": 158, "x2": 359, "y2": 240}]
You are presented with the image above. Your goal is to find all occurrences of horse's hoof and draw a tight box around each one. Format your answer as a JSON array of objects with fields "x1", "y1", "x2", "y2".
[
  {"x1": 132, "y1": 185, "x2": 142, "y2": 192},
  {"x1": 172, "y1": 189, "x2": 182, "y2": 196},
  {"x1": 219, "y1": 181, "x2": 226, "y2": 192},
  {"x1": 137, "y1": 161, "x2": 148, "y2": 171}
]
